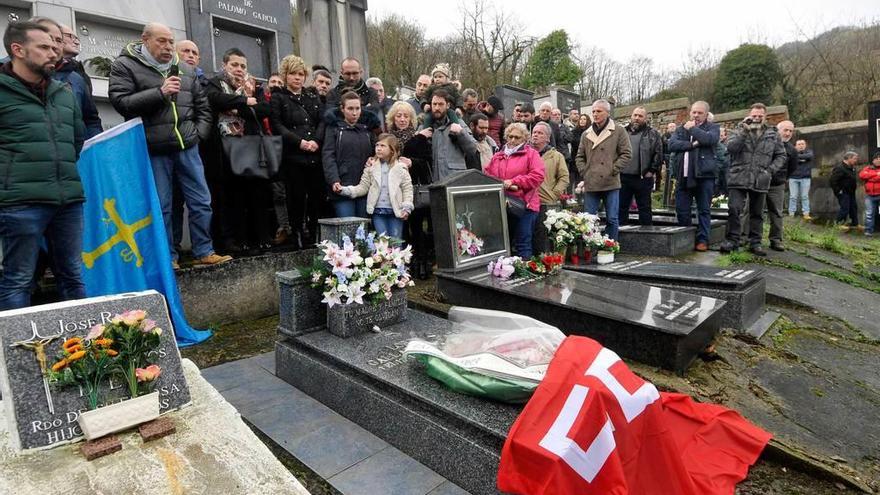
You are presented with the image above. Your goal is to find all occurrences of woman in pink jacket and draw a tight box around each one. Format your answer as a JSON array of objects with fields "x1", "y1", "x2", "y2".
[{"x1": 485, "y1": 123, "x2": 546, "y2": 258}]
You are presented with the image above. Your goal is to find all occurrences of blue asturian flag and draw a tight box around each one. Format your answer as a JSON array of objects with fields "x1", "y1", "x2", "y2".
[{"x1": 77, "y1": 119, "x2": 212, "y2": 346}]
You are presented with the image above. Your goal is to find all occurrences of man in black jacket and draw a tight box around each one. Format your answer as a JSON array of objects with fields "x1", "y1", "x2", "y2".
[
  {"x1": 830, "y1": 151, "x2": 860, "y2": 230},
  {"x1": 325, "y1": 57, "x2": 381, "y2": 131},
  {"x1": 789, "y1": 139, "x2": 814, "y2": 219},
  {"x1": 765, "y1": 120, "x2": 798, "y2": 251},
  {"x1": 668, "y1": 101, "x2": 720, "y2": 251},
  {"x1": 720, "y1": 103, "x2": 787, "y2": 255},
  {"x1": 109, "y1": 22, "x2": 230, "y2": 268},
  {"x1": 621, "y1": 107, "x2": 662, "y2": 226}
]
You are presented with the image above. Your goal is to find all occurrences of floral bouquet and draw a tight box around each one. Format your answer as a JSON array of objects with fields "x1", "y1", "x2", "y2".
[
  {"x1": 543, "y1": 209, "x2": 601, "y2": 252},
  {"x1": 597, "y1": 236, "x2": 620, "y2": 253},
  {"x1": 711, "y1": 195, "x2": 728, "y2": 208},
  {"x1": 49, "y1": 310, "x2": 163, "y2": 409},
  {"x1": 307, "y1": 225, "x2": 414, "y2": 308},
  {"x1": 487, "y1": 253, "x2": 564, "y2": 280},
  {"x1": 457, "y1": 222, "x2": 484, "y2": 257}
]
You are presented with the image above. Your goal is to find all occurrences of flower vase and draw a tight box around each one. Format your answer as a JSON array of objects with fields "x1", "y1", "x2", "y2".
[
  {"x1": 582, "y1": 248, "x2": 592, "y2": 265},
  {"x1": 567, "y1": 246, "x2": 579, "y2": 265},
  {"x1": 77, "y1": 391, "x2": 160, "y2": 440},
  {"x1": 327, "y1": 288, "x2": 408, "y2": 338},
  {"x1": 597, "y1": 250, "x2": 615, "y2": 265}
]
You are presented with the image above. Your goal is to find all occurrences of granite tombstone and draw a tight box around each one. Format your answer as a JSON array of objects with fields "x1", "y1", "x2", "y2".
[
  {"x1": 0, "y1": 291, "x2": 191, "y2": 452},
  {"x1": 436, "y1": 268, "x2": 724, "y2": 373},
  {"x1": 429, "y1": 170, "x2": 510, "y2": 273},
  {"x1": 318, "y1": 217, "x2": 369, "y2": 246},
  {"x1": 565, "y1": 261, "x2": 766, "y2": 331},
  {"x1": 276, "y1": 310, "x2": 519, "y2": 495},
  {"x1": 617, "y1": 224, "x2": 696, "y2": 256}
]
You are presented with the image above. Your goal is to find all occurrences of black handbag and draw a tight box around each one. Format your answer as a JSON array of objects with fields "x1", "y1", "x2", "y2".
[
  {"x1": 505, "y1": 193, "x2": 527, "y2": 218},
  {"x1": 222, "y1": 108, "x2": 282, "y2": 180},
  {"x1": 412, "y1": 161, "x2": 434, "y2": 209}
]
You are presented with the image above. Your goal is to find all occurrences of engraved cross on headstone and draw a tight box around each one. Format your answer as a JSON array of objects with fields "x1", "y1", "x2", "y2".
[{"x1": 9, "y1": 322, "x2": 63, "y2": 414}]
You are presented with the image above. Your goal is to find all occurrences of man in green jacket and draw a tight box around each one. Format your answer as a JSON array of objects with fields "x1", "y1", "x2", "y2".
[{"x1": 0, "y1": 21, "x2": 85, "y2": 309}]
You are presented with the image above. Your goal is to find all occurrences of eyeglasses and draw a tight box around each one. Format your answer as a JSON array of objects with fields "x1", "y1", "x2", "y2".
[
  {"x1": 507, "y1": 134, "x2": 525, "y2": 140},
  {"x1": 62, "y1": 33, "x2": 80, "y2": 42},
  {"x1": 341, "y1": 71, "x2": 361, "y2": 76}
]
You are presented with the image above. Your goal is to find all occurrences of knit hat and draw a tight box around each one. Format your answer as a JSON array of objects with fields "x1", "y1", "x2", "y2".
[
  {"x1": 431, "y1": 63, "x2": 450, "y2": 78},
  {"x1": 487, "y1": 95, "x2": 503, "y2": 111}
]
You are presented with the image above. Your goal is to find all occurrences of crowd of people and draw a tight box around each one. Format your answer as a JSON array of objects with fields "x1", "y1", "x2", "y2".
[{"x1": 1, "y1": 17, "x2": 877, "y2": 311}]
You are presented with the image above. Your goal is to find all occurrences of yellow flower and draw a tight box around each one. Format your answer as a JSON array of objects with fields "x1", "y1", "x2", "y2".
[
  {"x1": 51, "y1": 359, "x2": 68, "y2": 372},
  {"x1": 105, "y1": 349, "x2": 119, "y2": 357},
  {"x1": 64, "y1": 344, "x2": 83, "y2": 354},
  {"x1": 93, "y1": 338, "x2": 113, "y2": 348}
]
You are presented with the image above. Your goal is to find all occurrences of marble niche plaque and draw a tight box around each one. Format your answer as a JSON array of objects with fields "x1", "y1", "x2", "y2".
[{"x1": 0, "y1": 290, "x2": 192, "y2": 452}]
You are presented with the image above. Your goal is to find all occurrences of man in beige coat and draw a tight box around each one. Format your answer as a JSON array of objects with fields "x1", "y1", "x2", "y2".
[
  {"x1": 575, "y1": 99, "x2": 632, "y2": 240},
  {"x1": 531, "y1": 122, "x2": 570, "y2": 253}
]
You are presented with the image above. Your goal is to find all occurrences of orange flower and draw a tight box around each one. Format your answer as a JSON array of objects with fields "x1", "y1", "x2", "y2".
[
  {"x1": 105, "y1": 349, "x2": 119, "y2": 357},
  {"x1": 64, "y1": 344, "x2": 83, "y2": 354},
  {"x1": 51, "y1": 359, "x2": 68, "y2": 372},
  {"x1": 93, "y1": 338, "x2": 113, "y2": 348},
  {"x1": 62, "y1": 337, "x2": 82, "y2": 351},
  {"x1": 67, "y1": 350, "x2": 86, "y2": 362}
]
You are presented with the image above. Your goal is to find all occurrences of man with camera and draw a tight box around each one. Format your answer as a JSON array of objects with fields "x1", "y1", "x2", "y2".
[{"x1": 720, "y1": 103, "x2": 786, "y2": 255}]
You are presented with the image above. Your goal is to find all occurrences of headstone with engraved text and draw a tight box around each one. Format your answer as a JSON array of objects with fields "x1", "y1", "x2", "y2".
[{"x1": 0, "y1": 290, "x2": 191, "y2": 452}]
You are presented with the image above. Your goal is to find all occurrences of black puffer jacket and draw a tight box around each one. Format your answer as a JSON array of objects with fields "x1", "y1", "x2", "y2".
[
  {"x1": 109, "y1": 42, "x2": 211, "y2": 155},
  {"x1": 830, "y1": 162, "x2": 857, "y2": 194},
  {"x1": 322, "y1": 109, "x2": 376, "y2": 198},
  {"x1": 270, "y1": 87, "x2": 324, "y2": 168},
  {"x1": 772, "y1": 140, "x2": 798, "y2": 186},
  {"x1": 725, "y1": 124, "x2": 786, "y2": 193}
]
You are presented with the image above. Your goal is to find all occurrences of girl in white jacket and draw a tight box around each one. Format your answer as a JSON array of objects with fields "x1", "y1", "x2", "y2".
[{"x1": 342, "y1": 134, "x2": 414, "y2": 239}]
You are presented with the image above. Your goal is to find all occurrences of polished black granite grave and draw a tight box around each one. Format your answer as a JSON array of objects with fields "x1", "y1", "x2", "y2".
[
  {"x1": 618, "y1": 224, "x2": 697, "y2": 256},
  {"x1": 625, "y1": 214, "x2": 727, "y2": 246},
  {"x1": 653, "y1": 207, "x2": 730, "y2": 220},
  {"x1": 275, "y1": 310, "x2": 518, "y2": 495},
  {"x1": 436, "y1": 269, "x2": 724, "y2": 373},
  {"x1": 565, "y1": 261, "x2": 765, "y2": 331}
]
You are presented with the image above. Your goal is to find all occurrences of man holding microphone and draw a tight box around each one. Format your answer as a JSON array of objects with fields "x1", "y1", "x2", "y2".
[{"x1": 109, "y1": 22, "x2": 231, "y2": 268}]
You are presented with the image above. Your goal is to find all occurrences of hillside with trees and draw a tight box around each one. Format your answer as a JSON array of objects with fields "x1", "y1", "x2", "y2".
[{"x1": 366, "y1": 3, "x2": 879, "y2": 124}]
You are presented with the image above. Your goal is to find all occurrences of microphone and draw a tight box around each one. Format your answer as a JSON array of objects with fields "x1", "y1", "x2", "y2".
[{"x1": 168, "y1": 64, "x2": 179, "y2": 103}]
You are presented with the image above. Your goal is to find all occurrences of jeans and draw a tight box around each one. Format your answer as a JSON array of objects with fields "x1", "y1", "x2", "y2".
[
  {"x1": 332, "y1": 197, "x2": 368, "y2": 219},
  {"x1": 766, "y1": 183, "x2": 784, "y2": 243},
  {"x1": 727, "y1": 188, "x2": 766, "y2": 247},
  {"x1": 788, "y1": 178, "x2": 810, "y2": 215},
  {"x1": 584, "y1": 189, "x2": 620, "y2": 241},
  {"x1": 674, "y1": 177, "x2": 714, "y2": 244},
  {"x1": 865, "y1": 195, "x2": 880, "y2": 233},
  {"x1": 507, "y1": 209, "x2": 539, "y2": 258},
  {"x1": 371, "y1": 208, "x2": 404, "y2": 239},
  {"x1": 618, "y1": 174, "x2": 653, "y2": 226},
  {"x1": 0, "y1": 203, "x2": 85, "y2": 310},
  {"x1": 835, "y1": 191, "x2": 858, "y2": 226},
  {"x1": 150, "y1": 146, "x2": 215, "y2": 260}
]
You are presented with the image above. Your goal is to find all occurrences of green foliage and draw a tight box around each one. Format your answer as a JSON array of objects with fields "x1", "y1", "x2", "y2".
[
  {"x1": 716, "y1": 251, "x2": 755, "y2": 267},
  {"x1": 650, "y1": 88, "x2": 686, "y2": 102},
  {"x1": 713, "y1": 44, "x2": 782, "y2": 112},
  {"x1": 86, "y1": 56, "x2": 113, "y2": 77},
  {"x1": 783, "y1": 222, "x2": 812, "y2": 244},
  {"x1": 817, "y1": 229, "x2": 846, "y2": 254},
  {"x1": 520, "y1": 30, "x2": 582, "y2": 92}
]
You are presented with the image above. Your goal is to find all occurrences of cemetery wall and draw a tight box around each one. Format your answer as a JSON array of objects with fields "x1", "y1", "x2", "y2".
[{"x1": 176, "y1": 249, "x2": 316, "y2": 327}]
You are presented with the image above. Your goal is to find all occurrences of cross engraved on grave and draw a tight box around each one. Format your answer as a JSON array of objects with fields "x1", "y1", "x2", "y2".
[{"x1": 9, "y1": 322, "x2": 63, "y2": 414}]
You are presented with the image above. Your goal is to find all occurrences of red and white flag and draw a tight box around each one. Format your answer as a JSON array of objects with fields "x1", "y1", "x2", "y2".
[{"x1": 497, "y1": 336, "x2": 771, "y2": 495}]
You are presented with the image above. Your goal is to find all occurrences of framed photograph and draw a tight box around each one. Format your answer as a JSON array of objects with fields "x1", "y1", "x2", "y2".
[{"x1": 446, "y1": 184, "x2": 510, "y2": 272}]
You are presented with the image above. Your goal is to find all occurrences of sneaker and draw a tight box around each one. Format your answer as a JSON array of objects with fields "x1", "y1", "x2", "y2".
[
  {"x1": 856, "y1": 225, "x2": 865, "y2": 232},
  {"x1": 172, "y1": 260, "x2": 180, "y2": 270},
  {"x1": 694, "y1": 242, "x2": 708, "y2": 252},
  {"x1": 803, "y1": 214, "x2": 813, "y2": 221},
  {"x1": 749, "y1": 245, "x2": 767, "y2": 257},
  {"x1": 196, "y1": 253, "x2": 233, "y2": 265},
  {"x1": 770, "y1": 241, "x2": 785, "y2": 252},
  {"x1": 866, "y1": 232, "x2": 874, "y2": 237},
  {"x1": 719, "y1": 241, "x2": 736, "y2": 254},
  {"x1": 838, "y1": 225, "x2": 851, "y2": 232}
]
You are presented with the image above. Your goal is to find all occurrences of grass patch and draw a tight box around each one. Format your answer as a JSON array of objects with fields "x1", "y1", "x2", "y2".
[
  {"x1": 817, "y1": 229, "x2": 846, "y2": 254},
  {"x1": 716, "y1": 251, "x2": 755, "y2": 267},
  {"x1": 784, "y1": 222, "x2": 812, "y2": 244}
]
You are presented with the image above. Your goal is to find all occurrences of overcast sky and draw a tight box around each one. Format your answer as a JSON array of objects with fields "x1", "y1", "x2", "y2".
[{"x1": 366, "y1": 0, "x2": 879, "y2": 70}]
